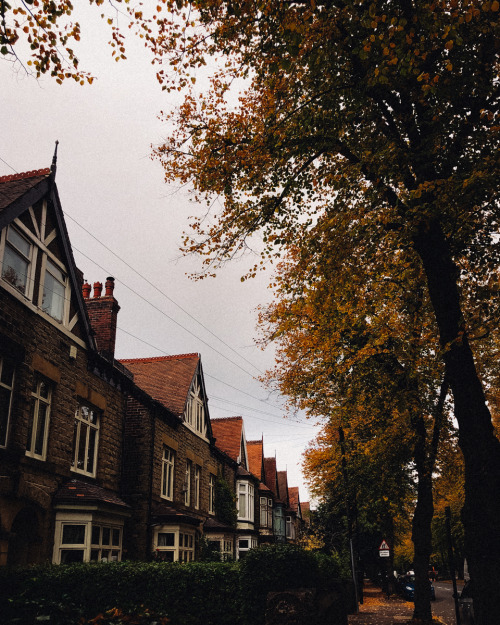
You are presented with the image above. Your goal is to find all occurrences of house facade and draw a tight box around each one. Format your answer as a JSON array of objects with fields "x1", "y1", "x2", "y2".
[{"x1": 0, "y1": 163, "x2": 305, "y2": 566}]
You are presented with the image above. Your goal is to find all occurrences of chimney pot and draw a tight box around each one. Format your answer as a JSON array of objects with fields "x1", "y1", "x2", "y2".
[
  {"x1": 82, "y1": 282, "x2": 91, "y2": 299},
  {"x1": 93, "y1": 282, "x2": 103, "y2": 298},
  {"x1": 105, "y1": 276, "x2": 115, "y2": 297}
]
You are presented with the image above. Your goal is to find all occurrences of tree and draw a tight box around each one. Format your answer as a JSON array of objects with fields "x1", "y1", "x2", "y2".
[
  {"x1": 259, "y1": 222, "x2": 453, "y2": 621},
  {"x1": 149, "y1": 3, "x2": 499, "y2": 622},
  {"x1": 0, "y1": 0, "x2": 129, "y2": 82}
]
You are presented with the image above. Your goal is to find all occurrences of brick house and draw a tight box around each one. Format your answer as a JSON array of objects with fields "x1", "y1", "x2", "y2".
[
  {"x1": 247, "y1": 438, "x2": 275, "y2": 543},
  {"x1": 119, "y1": 355, "x2": 238, "y2": 562},
  {"x1": 211, "y1": 416, "x2": 261, "y2": 559},
  {"x1": 0, "y1": 161, "x2": 306, "y2": 566},
  {"x1": 0, "y1": 165, "x2": 131, "y2": 566}
]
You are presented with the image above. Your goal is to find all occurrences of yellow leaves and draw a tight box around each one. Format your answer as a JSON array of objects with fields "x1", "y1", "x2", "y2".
[
  {"x1": 492, "y1": 0, "x2": 500, "y2": 10},
  {"x1": 444, "y1": 39, "x2": 453, "y2": 50}
]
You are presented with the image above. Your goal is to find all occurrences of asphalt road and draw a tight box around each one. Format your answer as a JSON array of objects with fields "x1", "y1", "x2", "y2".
[{"x1": 431, "y1": 581, "x2": 464, "y2": 625}]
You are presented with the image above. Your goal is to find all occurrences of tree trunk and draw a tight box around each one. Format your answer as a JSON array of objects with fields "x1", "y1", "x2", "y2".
[
  {"x1": 413, "y1": 220, "x2": 500, "y2": 625},
  {"x1": 411, "y1": 471, "x2": 433, "y2": 623}
]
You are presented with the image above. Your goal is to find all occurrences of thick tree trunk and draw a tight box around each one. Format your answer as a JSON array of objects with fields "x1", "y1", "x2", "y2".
[
  {"x1": 413, "y1": 220, "x2": 500, "y2": 625},
  {"x1": 411, "y1": 469, "x2": 433, "y2": 623}
]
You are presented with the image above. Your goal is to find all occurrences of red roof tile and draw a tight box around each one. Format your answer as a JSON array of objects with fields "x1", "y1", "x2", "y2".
[
  {"x1": 119, "y1": 354, "x2": 199, "y2": 416},
  {"x1": 0, "y1": 169, "x2": 51, "y2": 210},
  {"x1": 277, "y1": 470, "x2": 289, "y2": 505},
  {"x1": 264, "y1": 457, "x2": 278, "y2": 496},
  {"x1": 289, "y1": 486, "x2": 300, "y2": 509},
  {"x1": 53, "y1": 479, "x2": 129, "y2": 508},
  {"x1": 247, "y1": 439, "x2": 263, "y2": 480},
  {"x1": 211, "y1": 417, "x2": 243, "y2": 462}
]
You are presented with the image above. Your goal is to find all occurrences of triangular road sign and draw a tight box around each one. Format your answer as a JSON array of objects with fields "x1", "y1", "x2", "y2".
[{"x1": 379, "y1": 540, "x2": 390, "y2": 551}]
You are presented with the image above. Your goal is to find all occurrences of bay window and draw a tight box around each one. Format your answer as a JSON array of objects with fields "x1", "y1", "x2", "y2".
[{"x1": 237, "y1": 481, "x2": 254, "y2": 522}]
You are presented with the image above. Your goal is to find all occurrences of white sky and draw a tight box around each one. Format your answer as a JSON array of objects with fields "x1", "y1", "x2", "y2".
[{"x1": 0, "y1": 8, "x2": 322, "y2": 503}]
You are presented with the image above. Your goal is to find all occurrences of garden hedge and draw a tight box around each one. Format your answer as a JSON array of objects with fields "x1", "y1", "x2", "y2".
[{"x1": 0, "y1": 546, "x2": 349, "y2": 625}]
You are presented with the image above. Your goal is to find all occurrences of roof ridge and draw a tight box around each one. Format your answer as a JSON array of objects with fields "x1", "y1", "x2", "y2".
[
  {"x1": 0, "y1": 168, "x2": 51, "y2": 183},
  {"x1": 120, "y1": 353, "x2": 199, "y2": 364},
  {"x1": 211, "y1": 416, "x2": 243, "y2": 422}
]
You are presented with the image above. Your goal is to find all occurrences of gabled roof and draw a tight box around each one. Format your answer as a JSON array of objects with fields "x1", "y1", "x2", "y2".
[
  {"x1": 0, "y1": 169, "x2": 51, "y2": 213},
  {"x1": 0, "y1": 166, "x2": 96, "y2": 350},
  {"x1": 247, "y1": 438, "x2": 264, "y2": 481},
  {"x1": 277, "y1": 470, "x2": 289, "y2": 506},
  {"x1": 263, "y1": 457, "x2": 279, "y2": 497},
  {"x1": 211, "y1": 416, "x2": 247, "y2": 466},
  {"x1": 289, "y1": 486, "x2": 300, "y2": 511},
  {"x1": 119, "y1": 354, "x2": 201, "y2": 417}
]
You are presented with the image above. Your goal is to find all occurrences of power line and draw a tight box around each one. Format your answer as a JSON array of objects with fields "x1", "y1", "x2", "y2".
[
  {"x1": 72, "y1": 244, "x2": 264, "y2": 382},
  {"x1": 65, "y1": 210, "x2": 266, "y2": 376}
]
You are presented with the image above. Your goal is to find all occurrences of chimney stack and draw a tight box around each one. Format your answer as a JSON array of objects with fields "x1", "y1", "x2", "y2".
[{"x1": 83, "y1": 276, "x2": 120, "y2": 361}]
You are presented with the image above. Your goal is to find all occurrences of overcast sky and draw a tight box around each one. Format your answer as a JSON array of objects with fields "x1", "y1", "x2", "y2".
[{"x1": 0, "y1": 9, "x2": 322, "y2": 503}]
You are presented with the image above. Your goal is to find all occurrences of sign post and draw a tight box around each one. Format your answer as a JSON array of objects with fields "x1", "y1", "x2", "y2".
[{"x1": 379, "y1": 539, "x2": 390, "y2": 558}]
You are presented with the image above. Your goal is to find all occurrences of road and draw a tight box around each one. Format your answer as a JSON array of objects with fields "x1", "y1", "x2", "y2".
[{"x1": 431, "y1": 581, "x2": 464, "y2": 625}]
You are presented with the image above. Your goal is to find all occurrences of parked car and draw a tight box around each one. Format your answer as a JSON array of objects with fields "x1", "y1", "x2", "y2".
[
  {"x1": 458, "y1": 580, "x2": 474, "y2": 624},
  {"x1": 398, "y1": 572, "x2": 435, "y2": 602}
]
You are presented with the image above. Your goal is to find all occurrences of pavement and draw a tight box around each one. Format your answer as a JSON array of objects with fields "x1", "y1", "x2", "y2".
[{"x1": 347, "y1": 580, "x2": 415, "y2": 625}]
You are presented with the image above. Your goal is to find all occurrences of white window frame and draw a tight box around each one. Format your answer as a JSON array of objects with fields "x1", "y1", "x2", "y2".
[
  {"x1": 184, "y1": 378, "x2": 207, "y2": 437},
  {"x1": 26, "y1": 374, "x2": 52, "y2": 460},
  {"x1": 1, "y1": 225, "x2": 34, "y2": 298},
  {"x1": 53, "y1": 512, "x2": 123, "y2": 564},
  {"x1": 152, "y1": 525, "x2": 195, "y2": 562},
  {"x1": 209, "y1": 474, "x2": 216, "y2": 515},
  {"x1": 237, "y1": 535, "x2": 258, "y2": 560},
  {"x1": 71, "y1": 403, "x2": 100, "y2": 477},
  {"x1": 237, "y1": 480, "x2": 255, "y2": 522},
  {"x1": 194, "y1": 465, "x2": 201, "y2": 509},
  {"x1": 286, "y1": 515, "x2": 295, "y2": 539},
  {"x1": 41, "y1": 256, "x2": 68, "y2": 324},
  {"x1": 161, "y1": 446, "x2": 175, "y2": 501},
  {"x1": 0, "y1": 356, "x2": 15, "y2": 448},
  {"x1": 184, "y1": 460, "x2": 192, "y2": 506}
]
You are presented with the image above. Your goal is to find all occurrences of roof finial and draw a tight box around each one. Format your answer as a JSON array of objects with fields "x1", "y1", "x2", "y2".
[{"x1": 51, "y1": 140, "x2": 59, "y2": 177}]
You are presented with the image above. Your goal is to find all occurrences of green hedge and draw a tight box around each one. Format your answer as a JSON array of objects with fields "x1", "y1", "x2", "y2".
[
  {"x1": 239, "y1": 544, "x2": 347, "y2": 625},
  {"x1": 0, "y1": 561, "x2": 240, "y2": 625},
  {"x1": 0, "y1": 548, "x2": 347, "y2": 625}
]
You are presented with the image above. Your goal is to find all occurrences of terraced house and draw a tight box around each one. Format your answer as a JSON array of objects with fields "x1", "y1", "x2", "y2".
[{"x1": 0, "y1": 159, "x2": 306, "y2": 566}]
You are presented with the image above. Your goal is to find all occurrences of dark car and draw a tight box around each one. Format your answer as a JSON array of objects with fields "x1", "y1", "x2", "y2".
[
  {"x1": 399, "y1": 572, "x2": 436, "y2": 602},
  {"x1": 458, "y1": 580, "x2": 474, "y2": 624}
]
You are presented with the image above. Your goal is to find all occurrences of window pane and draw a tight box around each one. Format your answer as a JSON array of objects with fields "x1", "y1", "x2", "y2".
[
  {"x1": 34, "y1": 403, "x2": 48, "y2": 455},
  {"x1": 62, "y1": 525, "x2": 85, "y2": 544},
  {"x1": 3, "y1": 245, "x2": 29, "y2": 293},
  {"x1": 102, "y1": 527, "x2": 111, "y2": 545},
  {"x1": 42, "y1": 270, "x2": 65, "y2": 322},
  {"x1": 158, "y1": 533, "x2": 175, "y2": 547},
  {"x1": 87, "y1": 427, "x2": 97, "y2": 474},
  {"x1": 39, "y1": 379, "x2": 50, "y2": 399},
  {"x1": 91, "y1": 525, "x2": 100, "y2": 545},
  {"x1": 7, "y1": 227, "x2": 31, "y2": 257},
  {"x1": 0, "y1": 387, "x2": 12, "y2": 446},
  {"x1": 112, "y1": 529, "x2": 120, "y2": 546},
  {"x1": 1, "y1": 359, "x2": 14, "y2": 386},
  {"x1": 77, "y1": 422, "x2": 87, "y2": 470},
  {"x1": 90, "y1": 549, "x2": 100, "y2": 562},
  {"x1": 60, "y1": 549, "x2": 84, "y2": 563}
]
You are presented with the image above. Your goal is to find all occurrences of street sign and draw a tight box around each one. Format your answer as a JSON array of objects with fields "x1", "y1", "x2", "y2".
[{"x1": 379, "y1": 539, "x2": 390, "y2": 557}]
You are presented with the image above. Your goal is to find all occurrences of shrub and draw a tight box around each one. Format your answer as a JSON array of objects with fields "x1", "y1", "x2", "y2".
[
  {"x1": 239, "y1": 544, "x2": 346, "y2": 625},
  {"x1": 0, "y1": 561, "x2": 241, "y2": 625}
]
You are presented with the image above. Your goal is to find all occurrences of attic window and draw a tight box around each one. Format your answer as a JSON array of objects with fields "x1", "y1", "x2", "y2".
[
  {"x1": 2, "y1": 226, "x2": 33, "y2": 295},
  {"x1": 184, "y1": 378, "x2": 206, "y2": 437},
  {"x1": 42, "y1": 258, "x2": 67, "y2": 322}
]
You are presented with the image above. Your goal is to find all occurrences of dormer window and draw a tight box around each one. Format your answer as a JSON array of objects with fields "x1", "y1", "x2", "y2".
[
  {"x1": 2, "y1": 226, "x2": 33, "y2": 295},
  {"x1": 184, "y1": 378, "x2": 206, "y2": 437}
]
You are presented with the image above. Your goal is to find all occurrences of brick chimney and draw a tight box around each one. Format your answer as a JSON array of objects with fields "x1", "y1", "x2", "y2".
[{"x1": 83, "y1": 277, "x2": 120, "y2": 361}]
